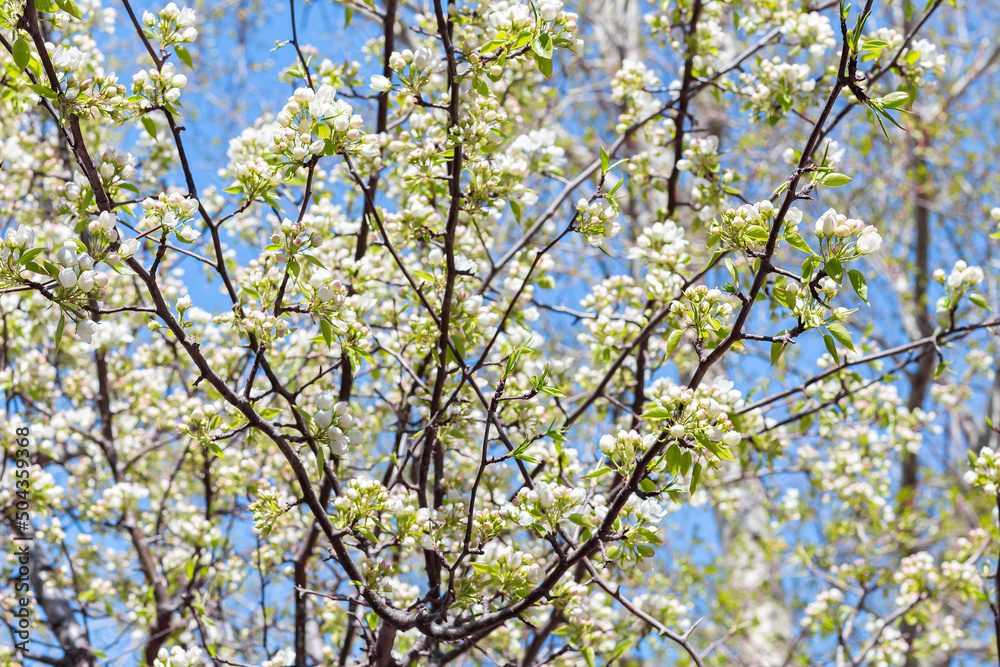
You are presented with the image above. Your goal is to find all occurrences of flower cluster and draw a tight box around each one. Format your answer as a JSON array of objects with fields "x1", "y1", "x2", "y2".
[
  {"x1": 502, "y1": 481, "x2": 585, "y2": 533},
  {"x1": 312, "y1": 391, "x2": 362, "y2": 457},
  {"x1": 238, "y1": 309, "x2": 290, "y2": 345},
  {"x1": 611, "y1": 59, "x2": 661, "y2": 127},
  {"x1": 142, "y1": 3, "x2": 197, "y2": 48},
  {"x1": 800, "y1": 588, "x2": 844, "y2": 628},
  {"x1": 272, "y1": 85, "x2": 378, "y2": 163},
  {"x1": 474, "y1": 542, "x2": 546, "y2": 592},
  {"x1": 599, "y1": 429, "x2": 656, "y2": 475},
  {"x1": 56, "y1": 242, "x2": 110, "y2": 299},
  {"x1": 61, "y1": 72, "x2": 130, "y2": 121},
  {"x1": 934, "y1": 260, "x2": 986, "y2": 313},
  {"x1": 1, "y1": 225, "x2": 37, "y2": 287},
  {"x1": 893, "y1": 552, "x2": 936, "y2": 606},
  {"x1": 332, "y1": 478, "x2": 388, "y2": 531},
  {"x1": 132, "y1": 61, "x2": 188, "y2": 108},
  {"x1": 95, "y1": 147, "x2": 137, "y2": 193},
  {"x1": 307, "y1": 270, "x2": 346, "y2": 306},
  {"x1": 382, "y1": 498, "x2": 438, "y2": 551},
  {"x1": 778, "y1": 10, "x2": 835, "y2": 57},
  {"x1": 248, "y1": 486, "x2": 292, "y2": 536},
  {"x1": 574, "y1": 197, "x2": 620, "y2": 247},
  {"x1": 670, "y1": 284, "x2": 734, "y2": 342},
  {"x1": 153, "y1": 646, "x2": 203, "y2": 667},
  {"x1": 644, "y1": 381, "x2": 742, "y2": 463},
  {"x1": 629, "y1": 220, "x2": 689, "y2": 300},
  {"x1": 266, "y1": 217, "x2": 322, "y2": 263},
  {"x1": 709, "y1": 199, "x2": 776, "y2": 251},
  {"x1": 372, "y1": 46, "x2": 442, "y2": 99},
  {"x1": 739, "y1": 58, "x2": 816, "y2": 124},
  {"x1": 813, "y1": 209, "x2": 882, "y2": 256},
  {"x1": 138, "y1": 192, "x2": 201, "y2": 243},
  {"x1": 675, "y1": 134, "x2": 719, "y2": 174},
  {"x1": 963, "y1": 445, "x2": 1000, "y2": 495}
]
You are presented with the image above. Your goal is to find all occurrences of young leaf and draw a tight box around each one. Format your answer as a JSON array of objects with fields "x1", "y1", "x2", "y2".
[
  {"x1": 28, "y1": 83, "x2": 57, "y2": 99},
  {"x1": 54, "y1": 312, "x2": 66, "y2": 352},
  {"x1": 690, "y1": 461, "x2": 702, "y2": 494},
  {"x1": 823, "y1": 334, "x2": 840, "y2": 365},
  {"x1": 969, "y1": 293, "x2": 991, "y2": 310},
  {"x1": 175, "y1": 45, "x2": 194, "y2": 68},
  {"x1": 879, "y1": 90, "x2": 909, "y2": 109},
  {"x1": 827, "y1": 323, "x2": 855, "y2": 351},
  {"x1": 770, "y1": 340, "x2": 786, "y2": 366},
  {"x1": 53, "y1": 0, "x2": 83, "y2": 20},
  {"x1": 820, "y1": 173, "x2": 853, "y2": 187},
  {"x1": 13, "y1": 38, "x2": 30, "y2": 71},
  {"x1": 530, "y1": 34, "x2": 553, "y2": 59},
  {"x1": 825, "y1": 258, "x2": 843, "y2": 283},
  {"x1": 848, "y1": 269, "x2": 868, "y2": 304},
  {"x1": 784, "y1": 230, "x2": 817, "y2": 255},
  {"x1": 665, "y1": 329, "x2": 683, "y2": 356},
  {"x1": 724, "y1": 257, "x2": 738, "y2": 281},
  {"x1": 141, "y1": 116, "x2": 158, "y2": 142},
  {"x1": 534, "y1": 54, "x2": 552, "y2": 79}
]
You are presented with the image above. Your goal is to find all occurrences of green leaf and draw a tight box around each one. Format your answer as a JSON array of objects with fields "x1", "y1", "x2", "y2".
[
  {"x1": 534, "y1": 53, "x2": 552, "y2": 79},
  {"x1": 724, "y1": 257, "x2": 738, "y2": 281},
  {"x1": 827, "y1": 322, "x2": 854, "y2": 351},
  {"x1": 690, "y1": 461, "x2": 702, "y2": 494},
  {"x1": 28, "y1": 83, "x2": 57, "y2": 99},
  {"x1": 878, "y1": 90, "x2": 909, "y2": 109},
  {"x1": 54, "y1": 312, "x2": 66, "y2": 352},
  {"x1": 530, "y1": 34, "x2": 553, "y2": 59},
  {"x1": 599, "y1": 146, "x2": 610, "y2": 174},
  {"x1": 18, "y1": 247, "x2": 43, "y2": 264},
  {"x1": 472, "y1": 77, "x2": 491, "y2": 97},
  {"x1": 848, "y1": 269, "x2": 868, "y2": 304},
  {"x1": 862, "y1": 38, "x2": 889, "y2": 50},
  {"x1": 320, "y1": 318, "x2": 333, "y2": 347},
  {"x1": 770, "y1": 340, "x2": 786, "y2": 366},
  {"x1": 141, "y1": 115, "x2": 158, "y2": 142},
  {"x1": 584, "y1": 466, "x2": 613, "y2": 479},
  {"x1": 635, "y1": 544, "x2": 655, "y2": 558},
  {"x1": 642, "y1": 407, "x2": 674, "y2": 420},
  {"x1": 582, "y1": 646, "x2": 595, "y2": 667},
  {"x1": 825, "y1": 258, "x2": 843, "y2": 283},
  {"x1": 969, "y1": 293, "x2": 991, "y2": 310},
  {"x1": 174, "y1": 45, "x2": 193, "y2": 69},
  {"x1": 510, "y1": 199, "x2": 521, "y2": 223},
  {"x1": 481, "y1": 39, "x2": 506, "y2": 54},
  {"x1": 784, "y1": 230, "x2": 816, "y2": 255},
  {"x1": 316, "y1": 441, "x2": 326, "y2": 477},
  {"x1": 13, "y1": 38, "x2": 30, "y2": 71},
  {"x1": 665, "y1": 329, "x2": 683, "y2": 356},
  {"x1": 53, "y1": 0, "x2": 83, "y2": 20},
  {"x1": 820, "y1": 173, "x2": 853, "y2": 187},
  {"x1": 823, "y1": 334, "x2": 840, "y2": 365}
]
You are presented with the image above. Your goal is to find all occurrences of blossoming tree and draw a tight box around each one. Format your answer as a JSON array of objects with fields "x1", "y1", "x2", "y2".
[{"x1": 3, "y1": 0, "x2": 1000, "y2": 665}]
